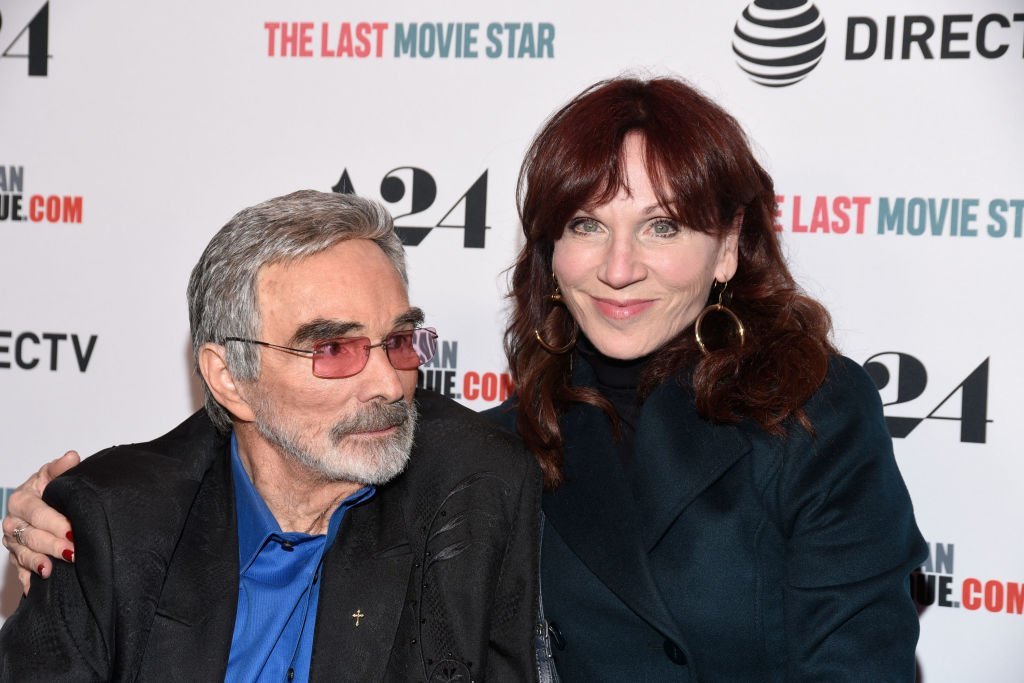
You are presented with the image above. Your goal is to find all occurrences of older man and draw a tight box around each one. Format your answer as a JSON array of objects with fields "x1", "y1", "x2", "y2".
[{"x1": 0, "y1": 191, "x2": 540, "y2": 682}]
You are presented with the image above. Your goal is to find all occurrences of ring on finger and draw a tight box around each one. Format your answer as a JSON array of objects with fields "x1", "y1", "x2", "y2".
[{"x1": 13, "y1": 525, "x2": 28, "y2": 546}]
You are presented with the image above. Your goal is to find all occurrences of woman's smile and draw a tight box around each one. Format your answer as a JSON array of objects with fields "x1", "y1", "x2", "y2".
[{"x1": 590, "y1": 296, "x2": 655, "y2": 321}]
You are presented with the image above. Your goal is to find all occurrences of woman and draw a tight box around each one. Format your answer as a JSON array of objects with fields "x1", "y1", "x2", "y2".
[
  {"x1": 487, "y1": 76, "x2": 926, "y2": 681},
  {"x1": 5, "y1": 77, "x2": 926, "y2": 681}
]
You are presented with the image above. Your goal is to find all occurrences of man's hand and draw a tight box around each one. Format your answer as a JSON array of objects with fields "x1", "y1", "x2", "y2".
[{"x1": 2, "y1": 451, "x2": 79, "y2": 594}]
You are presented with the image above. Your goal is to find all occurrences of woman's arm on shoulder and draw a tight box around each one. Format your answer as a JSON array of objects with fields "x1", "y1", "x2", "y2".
[
  {"x1": 2, "y1": 452, "x2": 79, "y2": 593},
  {"x1": 0, "y1": 474, "x2": 112, "y2": 681}
]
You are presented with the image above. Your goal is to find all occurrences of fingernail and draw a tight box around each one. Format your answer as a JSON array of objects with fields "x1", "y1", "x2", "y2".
[
  {"x1": 37, "y1": 564, "x2": 45, "y2": 576},
  {"x1": 62, "y1": 549, "x2": 74, "y2": 562},
  {"x1": 66, "y1": 531, "x2": 74, "y2": 543}
]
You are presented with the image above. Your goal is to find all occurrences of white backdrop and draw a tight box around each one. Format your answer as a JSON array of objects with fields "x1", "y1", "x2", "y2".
[{"x1": 1, "y1": 1, "x2": 1021, "y2": 679}]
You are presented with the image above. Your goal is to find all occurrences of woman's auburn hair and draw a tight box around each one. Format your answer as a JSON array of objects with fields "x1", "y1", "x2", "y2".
[{"x1": 505, "y1": 76, "x2": 835, "y2": 489}]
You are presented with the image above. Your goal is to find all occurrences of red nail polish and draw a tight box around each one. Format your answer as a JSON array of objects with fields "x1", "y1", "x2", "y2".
[
  {"x1": 36, "y1": 565, "x2": 45, "y2": 576},
  {"x1": 66, "y1": 530, "x2": 75, "y2": 543},
  {"x1": 62, "y1": 549, "x2": 74, "y2": 562}
]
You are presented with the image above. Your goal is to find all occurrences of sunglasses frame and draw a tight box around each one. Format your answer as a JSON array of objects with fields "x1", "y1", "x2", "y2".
[{"x1": 224, "y1": 327, "x2": 438, "y2": 379}]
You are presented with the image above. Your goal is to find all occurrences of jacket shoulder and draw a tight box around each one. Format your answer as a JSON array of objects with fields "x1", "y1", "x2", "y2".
[
  {"x1": 480, "y1": 397, "x2": 519, "y2": 435},
  {"x1": 414, "y1": 389, "x2": 534, "y2": 475},
  {"x1": 46, "y1": 410, "x2": 227, "y2": 520},
  {"x1": 765, "y1": 355, "x2": 925, "y2": 580},
  {"x1": 801, "y1": 354, "x2": 884, "y2": 425}
]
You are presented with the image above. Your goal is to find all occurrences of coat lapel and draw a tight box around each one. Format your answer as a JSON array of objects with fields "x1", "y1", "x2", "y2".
[
  {"x1": 631, "y1": 379, "x2": 751, "y2": 551},
  {"x1": 138, "y1": 447, "x2": 240, "y2": 680},
  {"x1": 309, "y1": 482, "x2": 414, "y2": 682},
  {"x1": 543, "y1": 367, "x2": 684, "y2": 644},
  {"x1": 545, "y1": 363, "x2": 752, "y2": 643}
]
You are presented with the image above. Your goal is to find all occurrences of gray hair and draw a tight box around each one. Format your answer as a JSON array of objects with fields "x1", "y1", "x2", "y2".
[{"x1": 187, "y1": 190, "x2": 407, "y2": 431}]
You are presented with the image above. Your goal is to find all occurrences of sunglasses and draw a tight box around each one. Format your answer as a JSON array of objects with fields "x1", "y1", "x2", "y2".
[{"x1": 225, "y1": 327, "x2": 438, "y2": 379}]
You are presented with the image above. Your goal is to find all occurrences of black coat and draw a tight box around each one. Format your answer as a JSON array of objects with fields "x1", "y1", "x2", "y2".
[
  {"x1": 0, "y1": 390, "x2": 542, "y2": 682},
  {"x1": 488, "y1": 355, "x2": 927, "y2": 682}
]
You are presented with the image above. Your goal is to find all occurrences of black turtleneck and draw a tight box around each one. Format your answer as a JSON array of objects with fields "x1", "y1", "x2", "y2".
[{"x1": 575, "y1": 336, "x2": 652, "y2": 475}]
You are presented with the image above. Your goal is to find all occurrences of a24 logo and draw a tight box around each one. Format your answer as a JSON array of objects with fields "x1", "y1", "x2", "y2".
[
  {"x1": 0, "y1": 2, "x2": 50, "y2": 76},
  {"x1": 333, "y1": 167, "x2": 490, "y2": 248},
  {"x1": 864, "y1": 353, "x2": 990, "y2": 443}
]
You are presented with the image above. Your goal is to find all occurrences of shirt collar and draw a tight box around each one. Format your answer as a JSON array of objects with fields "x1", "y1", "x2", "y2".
[{"x1": 230, "y1": 432, "x2": 375, "y2": 572}]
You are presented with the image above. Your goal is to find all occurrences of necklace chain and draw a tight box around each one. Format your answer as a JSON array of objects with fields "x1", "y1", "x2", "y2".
[{"x1": 303, "y1": 494, "x2": 342, "y2": 535}]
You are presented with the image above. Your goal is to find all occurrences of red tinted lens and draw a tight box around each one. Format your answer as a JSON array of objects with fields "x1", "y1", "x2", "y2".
[
  {"x1": 385, "y1": 328, "x2": 437, "y2": 369},
  {"x1": 311, "y1": 337, "x2": 369, "y2": 378}
]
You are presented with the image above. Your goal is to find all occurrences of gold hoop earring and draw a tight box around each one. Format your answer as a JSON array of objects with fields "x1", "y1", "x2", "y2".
[
  {"x1": 535, "y1": 272, "x2": 575, "y2": 353},
  {"x1": 549, "y1": 272, "x2": 562, "y2": 302},
  {"x1": 534, "y1": 323, "x2": 578, "y2": 354},
  {"x1": 694, "y1": 280, "x2": 745, "y2": 356}
]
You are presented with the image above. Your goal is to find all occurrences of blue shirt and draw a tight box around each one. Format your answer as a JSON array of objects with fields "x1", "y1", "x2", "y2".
[{"x1": 224, "y1": 434, "x2": 375, "y2": 682}]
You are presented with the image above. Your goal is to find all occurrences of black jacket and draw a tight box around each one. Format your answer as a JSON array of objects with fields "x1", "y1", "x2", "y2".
[
  {"x1": 0, "y1": 390, "x2": 542, "y2": 682},
  {"x1": 488, "y1": 356, "x2": 926, "y2": 682}
]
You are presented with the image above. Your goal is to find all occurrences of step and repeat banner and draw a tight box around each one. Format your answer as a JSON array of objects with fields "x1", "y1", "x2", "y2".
[{"x1": 1, "y1": 1, "x2": 1021, "y2": 679}]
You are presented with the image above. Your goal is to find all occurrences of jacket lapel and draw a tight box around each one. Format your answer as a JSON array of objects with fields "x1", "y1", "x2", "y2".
[
  {"x1": 138, "y1": 447, "x2": 240, "y2": 681},
  {"x1": 544, "y1": 365, "x2": 684, "y2": 644},
  {"x1": 309, "y1": 482, "x2": 414, "y2": 682},
  {"x1": 631, "y1": 379, "x2": 751, "y2": 551}
]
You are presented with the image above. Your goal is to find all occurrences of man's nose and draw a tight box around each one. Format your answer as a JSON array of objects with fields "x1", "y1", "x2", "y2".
[{"x1": 354, "y1": 344, "x2": 407, "y2": 404}]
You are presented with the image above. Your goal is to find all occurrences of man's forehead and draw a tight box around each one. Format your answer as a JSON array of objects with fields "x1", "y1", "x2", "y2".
[
  {"x1": 255, "y1": 239, "x2": 410, "y2": 333},
  {"x1": 257, "y1": 240, "x2": 404, "y2": 291},
  {"x1": 258, "y1": 238, "x2": 398, "y2": 275}
]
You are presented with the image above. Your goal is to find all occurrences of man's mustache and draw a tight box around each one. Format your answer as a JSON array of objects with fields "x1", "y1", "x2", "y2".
[{"x1": 330, "y1": 401, "x2": 413, "y2": 441}]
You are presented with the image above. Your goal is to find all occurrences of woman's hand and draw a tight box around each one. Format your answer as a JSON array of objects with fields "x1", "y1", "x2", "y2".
[{"x1": 2, "y1": 451, "x2": 79, "y2": 594}]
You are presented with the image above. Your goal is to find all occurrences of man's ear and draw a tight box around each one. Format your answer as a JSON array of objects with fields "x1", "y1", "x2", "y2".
[
  {"x1": 198, "y1": 343, "x2": 255, "y2": 423},
  {"x1": 715, "y1": 209, "x2": 743, "y2": 283}
]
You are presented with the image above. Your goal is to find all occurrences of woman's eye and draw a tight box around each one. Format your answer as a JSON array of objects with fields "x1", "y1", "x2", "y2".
[
  {"x1": 568, "y1": 217, "x2": 601, "y2": 235},
  {"x1": 649, "y1": 219, "x2": 679, "y2": 237}
]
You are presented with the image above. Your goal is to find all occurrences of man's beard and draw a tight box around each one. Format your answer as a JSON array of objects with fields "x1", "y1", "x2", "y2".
[{"x1": 251, "y1": 397, "x2": 417, "y2": 485}]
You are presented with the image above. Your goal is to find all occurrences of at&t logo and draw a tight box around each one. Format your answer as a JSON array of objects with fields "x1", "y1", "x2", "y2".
[{"x1": 732, "y1": 0, "x2": 826, "y2": 87}]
